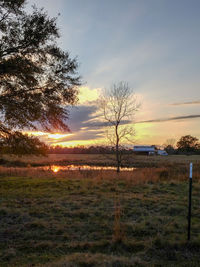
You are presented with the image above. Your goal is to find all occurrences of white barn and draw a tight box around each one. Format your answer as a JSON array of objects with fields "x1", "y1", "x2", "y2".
[{"x1": 133, "y1": 145, "x2": 168, "y2": 156}]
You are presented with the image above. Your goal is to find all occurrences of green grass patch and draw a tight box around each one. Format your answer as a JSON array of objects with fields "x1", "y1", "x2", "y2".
[{"x1": 0, "y1": 175, "x2": 200, "y2": 266}]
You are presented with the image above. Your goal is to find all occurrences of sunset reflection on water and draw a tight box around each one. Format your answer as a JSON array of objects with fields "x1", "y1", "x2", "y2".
[
  {"x1": 45, "y1": 165, "x2": 135, "y2": 172},
  {"x1": 51, "y1": 166, "x2": 61, "y2": 173}
]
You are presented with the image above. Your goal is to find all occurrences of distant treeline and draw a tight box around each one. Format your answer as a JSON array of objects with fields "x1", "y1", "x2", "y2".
[
  {"x1": 49, "y1": 136, "x2": 200, "y2": 155},
  {"x1": 48, "y1": 145, "x2": 134, "y2": 154},
  {"x1": 165, "y1": 147, "x2": 200, "y2": 155},
  {"x1": 165, "y1": 135, "x2": 200, "y2": 155}
]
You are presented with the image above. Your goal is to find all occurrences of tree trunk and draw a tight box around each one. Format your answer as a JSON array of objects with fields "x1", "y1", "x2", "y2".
[
  {"x1": 115, "y1": 124, "x2": 120, "y2": 173},
  {"x1": 116, "y1": 144, "x2": 120, "y2": 173}
]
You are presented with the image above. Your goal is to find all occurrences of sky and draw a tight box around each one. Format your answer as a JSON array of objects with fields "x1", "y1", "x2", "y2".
[{"x1": 27, "y1": 0, "x2": 200, "y2": 147}]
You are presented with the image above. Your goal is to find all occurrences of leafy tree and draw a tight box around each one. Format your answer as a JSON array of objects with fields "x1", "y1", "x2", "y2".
[
  {"x1": 176, "y1": 135, "x2": 200, "y2": 153},
  {"x1": 0, "y1": 0, "x2": 81, "y2": 154},
  {"x1": 0, "y1": 132, "x2": 48, "y2": 156}
]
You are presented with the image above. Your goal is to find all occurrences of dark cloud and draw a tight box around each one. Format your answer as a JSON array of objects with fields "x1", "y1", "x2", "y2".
[
  {"x1": 67, "y1": 105, "x2": 132, "y2": 132},
  {"x1": 171, "y1": 100, "x2": 200, "y2": 106},
  {"x1": 136, "y1": 114, "x2": 200, "y2": 124},
  {"x1": 83, "y1": 119, "x2": 132, "y2": 129},
  {"x1": 52, "y1": 104, "x2": 133, "y2": 143},
  {"x1": 68, "y1": 105, "x2": 98, "y2": 131}
]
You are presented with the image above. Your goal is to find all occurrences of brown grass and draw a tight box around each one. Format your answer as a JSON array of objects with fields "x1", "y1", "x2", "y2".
[
  {"x1": 2, "y1": 153, "x2": 200, "y2": 168},
  {"x1": 1, "y1": 166, "x2": 200, "y2": 266},
  {"x1": 112, "y1": 198, "x2": 125, "y2": 243},
  {"x1": 1, "y1": 165, "x2": 200, "y2": 185}
]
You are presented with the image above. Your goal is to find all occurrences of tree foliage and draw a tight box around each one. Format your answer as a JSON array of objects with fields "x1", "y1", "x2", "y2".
[
  {"x1": 0, "y1": 131, "x2": 48, "y2": 156},
  {"x1": 0, "y1": 0, "x2": 81, "y2": 154},
  {"x1": 176, "y1": 135, "x2": 200, "y2": 153}
]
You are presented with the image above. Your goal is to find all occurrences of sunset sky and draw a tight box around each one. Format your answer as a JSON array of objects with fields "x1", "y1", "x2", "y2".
[{"x1": 28, "y1": 0, "x2": 200, "y2": 147}]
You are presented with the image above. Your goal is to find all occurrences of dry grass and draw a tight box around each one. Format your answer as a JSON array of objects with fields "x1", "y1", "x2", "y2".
[
  {"x1": 1, "y1": 171, "x2": 200, "y2": 266},
  {"x1": 2, "y1": 153, "x2": 200, "y2": 168},
  {"x1": 0, "y1": 164, "x2": 200, "y2": 184},
  {"x1": 112, "y1": 198, "x2": 125, "y2": 244},
  {"x1": 1, "y1": 154, "x2": 109, "y2": 166},
  {"x1": 1, "y1": 156, "x2": 200, "y2": 266}
]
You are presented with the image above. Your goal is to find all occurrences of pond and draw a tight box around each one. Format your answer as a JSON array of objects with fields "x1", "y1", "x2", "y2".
[{"x1": 42, "y1": 165, "x2": 135, "y2": 173}]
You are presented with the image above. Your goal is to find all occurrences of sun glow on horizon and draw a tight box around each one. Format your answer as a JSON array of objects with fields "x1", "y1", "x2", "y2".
[
  {"x1": 26, "y1": 131, "x2": 73, "y2": 139},
  {"x1": 53, "y1": 139, "x2": 105, "y2": 147},
  {"x1": 25, "y1": 130, "x2": 104, "y2": 147},
  {"x1": 51, "y1": 165, "x2": 60, "y2": 173},
  {"x1": 48, "y1": 133, "x2": 72, "y2": 139}
]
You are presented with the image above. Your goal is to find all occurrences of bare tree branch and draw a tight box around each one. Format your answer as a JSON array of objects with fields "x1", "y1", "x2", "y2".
[{"x1": 100, "y1": 81, "x2": 139, "y2": 172}]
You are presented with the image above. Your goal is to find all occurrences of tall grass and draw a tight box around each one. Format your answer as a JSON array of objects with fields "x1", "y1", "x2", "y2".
[
  {"x1": 112, "y1": 198, "x2": 125, "y2": 243},
  {"x1": 1, "y1": 165, "x2": 200, "y2": 184},
  {"x1": 1, "y1": 153, "x2": 200, "y2": 168}
]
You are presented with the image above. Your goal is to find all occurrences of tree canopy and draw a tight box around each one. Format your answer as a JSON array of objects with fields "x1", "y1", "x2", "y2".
[
  {"x1": 176, "y1": 135, "x2": 200, "y2": 153},
  {"x1": 0, "y1": 0, "x2": 80, "y2": 133},
  {"x1": 0, "y1": 131, "x2": 48, "y2": 156},
  {"x1": 0, "y1": 0, "x2": 81, "y2": 154}
]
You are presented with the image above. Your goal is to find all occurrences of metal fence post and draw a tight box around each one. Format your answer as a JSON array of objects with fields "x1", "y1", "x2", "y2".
[{"x1": 188, "y1": 162, "x2": 193, "y2": 241}]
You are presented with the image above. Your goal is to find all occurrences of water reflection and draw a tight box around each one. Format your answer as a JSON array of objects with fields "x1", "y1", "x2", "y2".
[
  {"x1": 51, "y1": 165, "x2": 60, "y2": 173},
  {"x1": 44, "y1": 165, "x2": 135, "y2": 172}
]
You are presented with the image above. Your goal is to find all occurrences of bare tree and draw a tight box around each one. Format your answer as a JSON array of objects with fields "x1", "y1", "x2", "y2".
[
  {"x1": 163, "y1": 138, "x2": 176, "y2": 148},
  {"x1": 163, "y1": 138, "x2": 176, "y2": 154},
  {"x1": 100, "y1": 82, "x2": 139, "y2": 172}
]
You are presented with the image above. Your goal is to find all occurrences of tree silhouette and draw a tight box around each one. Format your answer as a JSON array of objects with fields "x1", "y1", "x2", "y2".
[
  {"x1": 0, "y1": 131, "x2": 48, "y2": 156},
  {"x1": 163, "y1": 138, "x2": 176, "y2": 154},
  {"x1": 100, "y1": 82, "x2": 139, "y2": 172},
  {"x1": 0, "y1": 0, "x2": 81, "y2": 154},
  {"x1": 177, "y1": 135, "x2": 200, "y2": 153}
]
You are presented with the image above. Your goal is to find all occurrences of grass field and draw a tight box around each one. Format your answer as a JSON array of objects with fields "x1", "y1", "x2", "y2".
[
  {"x1": 2, "y1": 153, "x2": 200, "y2": 168},
  {"x1": 1, "y1": 168, "x2": 200, "y2": 266}
]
